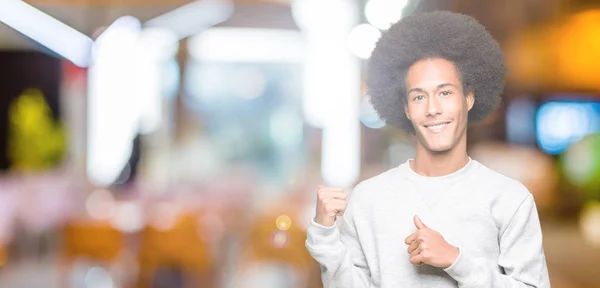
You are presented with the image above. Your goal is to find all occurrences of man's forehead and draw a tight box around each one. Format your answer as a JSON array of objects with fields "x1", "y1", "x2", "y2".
[{"x1": 406, "y1": 60, "x2": 461, "y2": 85}]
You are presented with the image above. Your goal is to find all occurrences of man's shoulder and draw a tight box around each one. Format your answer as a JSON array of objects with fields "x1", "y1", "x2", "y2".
[
  {"x1": 351, "y1": 166, "x2": 403, "y2": 199},
  {"x1": 352, "y1": 166, "x2": 404, "y2": 200},
  {"x1": 344, "y1": 166, "x2": 403, "y2": 216},
  {"x1": 473, "y1": 160, "x2": 531, "y2": 201}
]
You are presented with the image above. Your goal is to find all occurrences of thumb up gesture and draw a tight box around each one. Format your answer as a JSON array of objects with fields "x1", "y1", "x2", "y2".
[{"x1": 404, "y1": 215, "x2": 459, "y2": 269}]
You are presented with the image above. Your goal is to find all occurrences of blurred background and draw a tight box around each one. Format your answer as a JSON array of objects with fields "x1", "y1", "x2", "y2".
[{"x1": 0, "y1": 0, "x2": 599, "y2": 287}]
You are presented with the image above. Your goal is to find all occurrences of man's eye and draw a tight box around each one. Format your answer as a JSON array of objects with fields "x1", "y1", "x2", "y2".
[
  {"x1": 440, "y1": 90, "x2": 452, "y2": 96},
  {"x1": 413, "y1": 95, "x2": 425, "y2": 101}
]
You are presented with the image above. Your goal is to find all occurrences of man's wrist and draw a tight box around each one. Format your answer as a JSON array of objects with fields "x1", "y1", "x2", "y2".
[
  {"x1": 313, "y1": 216, "x2": 337, "y2": 227},
  {"x1": 443, "y1": 246, "x2": 460, "y2": 269},
  {"x1": 314, "y1": 216, "x2": 336, "y2": 227}
]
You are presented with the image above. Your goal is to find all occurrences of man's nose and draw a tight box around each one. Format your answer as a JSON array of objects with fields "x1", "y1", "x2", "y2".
[{"x1": 426, "y1": 96, "x2": 442, "y2": 116}]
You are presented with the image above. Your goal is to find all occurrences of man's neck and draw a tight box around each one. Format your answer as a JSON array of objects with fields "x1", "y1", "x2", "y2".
[{"x1": 410, "y1": 140, "x2": 470, "y2": 177}]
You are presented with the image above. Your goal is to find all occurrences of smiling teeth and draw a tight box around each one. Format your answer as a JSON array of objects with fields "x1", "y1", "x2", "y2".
[{"x1": 427, "y1": 123, "x2": 448, "y2": 130}]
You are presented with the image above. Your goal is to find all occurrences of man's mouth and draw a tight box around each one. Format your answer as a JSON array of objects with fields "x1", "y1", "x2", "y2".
[{"x1": 423, "y1": 122, "x2": 450, "y2": 133}]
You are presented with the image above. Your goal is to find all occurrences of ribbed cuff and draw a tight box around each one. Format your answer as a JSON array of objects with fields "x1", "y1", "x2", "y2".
[
  {"x1": 443, "y1": 248, "x2": 481, "y2": 286},
  {"x1": 306, "y1": 218, "x2": 342, "y2": 250}
]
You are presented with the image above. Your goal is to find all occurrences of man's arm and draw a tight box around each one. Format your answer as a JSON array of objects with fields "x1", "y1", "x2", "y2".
[
  {"x1": 306, "y1": 191, "x2": 371, "y2": 288},
  {"x1": 443, "y1": 194, "x2": 550, "y2": 287}
]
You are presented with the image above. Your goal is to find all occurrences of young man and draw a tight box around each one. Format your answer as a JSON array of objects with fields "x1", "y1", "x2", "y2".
[{"x1": 306, "y1": 11, "x2": 550, "y2": 288}]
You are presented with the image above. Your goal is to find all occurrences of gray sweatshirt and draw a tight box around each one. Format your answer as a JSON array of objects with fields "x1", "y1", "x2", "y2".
[{"x1": 306, "y1": 159, "x2": 550, "y2": 287}]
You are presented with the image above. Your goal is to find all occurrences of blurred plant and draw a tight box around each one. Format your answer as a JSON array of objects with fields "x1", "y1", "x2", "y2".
[
  {"x1": 7, "y1": 88, "x2": 66, "y2": 171},
  {"x1": 560, "y1": 133, "x2": 600, "y2": 201}
]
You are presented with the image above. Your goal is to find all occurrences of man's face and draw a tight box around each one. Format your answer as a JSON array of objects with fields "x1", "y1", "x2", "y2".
[{"x1": 404, "y1": 58, "x2": 474, "y2": 153}]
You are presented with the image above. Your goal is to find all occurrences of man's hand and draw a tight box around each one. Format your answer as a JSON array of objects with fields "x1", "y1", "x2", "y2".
[
  {"x1": 405, "y1": 215, "x2": 459, "y2": 268},
  {"x1": 315, "y1": 186, "x2": 347, "y2": 227}
]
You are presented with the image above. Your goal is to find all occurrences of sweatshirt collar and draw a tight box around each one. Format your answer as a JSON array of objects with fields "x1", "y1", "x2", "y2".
[{"x1": 400, "y1": 157, "x2": 478, "y2": 186}]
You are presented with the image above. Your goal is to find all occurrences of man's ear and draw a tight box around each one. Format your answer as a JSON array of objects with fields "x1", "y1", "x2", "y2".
[
  {"x1": 404, "y1": 104, "x2": 410, "y2": 120},
  {"x1": 466, "y1": 91, "x2": 474, "y2": 111}
]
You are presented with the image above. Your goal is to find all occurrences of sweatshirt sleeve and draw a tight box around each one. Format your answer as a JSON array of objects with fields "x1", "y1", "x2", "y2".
[
  {"x1": 305, "y1": 193, "x2": 370, "y2": 288},
  {"x1": 443, "y1": 194, "x2": 550, "y2": 287}
]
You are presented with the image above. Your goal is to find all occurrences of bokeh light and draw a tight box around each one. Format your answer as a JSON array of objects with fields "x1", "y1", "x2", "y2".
[
  {"x1": 579, "y1": 201, "x2": 600, "y2": 248},
  {"x1": 561, "y1": 134, "x2": 600, "y2": 196},
  {"x1": 536, "y1": 101, "x2": 600, "y2": 155},
  {"x1": 347, "y1": 24, "x2": 381, "y2": 59},
  {"x1": 270, "y1": 230, "x2": 290, "y2": 249},
  {"x1": 109, "y1": 201, "x2": 144, "y2": 233},
  {"x1": 149, "y1": 202, "x2": 179, "y2": 231},
  {"x1": 359, "y1": 95, "x2": 386, "y2": 129},
  {"x1": 84, "y1": 266, "x2": 115, "y2": 288},
  {"x1": 555, "y1": 10, "x2": 600, "y2": 91},
  {"x1": 275, "y1": 215, "x2": 292, "y2": 231},
  {"x1": 365, "y1": 0, "x2": 409, "y2": 30},
  {"x1": 85, "y1": 189, "x2": 116, "y2": 220}
]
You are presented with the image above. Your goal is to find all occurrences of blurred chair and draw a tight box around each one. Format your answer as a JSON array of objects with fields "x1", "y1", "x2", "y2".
[
  {"x1": 236, "y1": 211, "x2": 322, "y2": 288},
  {"x1": 136, "y1": 210, "x2": 215, "y2": 288},
  {"x1": 0, "y1": 243, "x2": 6, "y2": 269},
  {"x1": 60, "y1": 220, "x2": 125, "y2": 287}
]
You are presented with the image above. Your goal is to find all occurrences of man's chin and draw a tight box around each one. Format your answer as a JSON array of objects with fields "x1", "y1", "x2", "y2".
[{"x1": 424, "y1": 143, "x2": 453, "y2": 154}]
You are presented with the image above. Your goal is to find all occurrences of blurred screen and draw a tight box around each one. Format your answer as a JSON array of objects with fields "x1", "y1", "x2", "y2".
[{"x1": 535, "y1": 98, "x2": 600, "y2": 155}]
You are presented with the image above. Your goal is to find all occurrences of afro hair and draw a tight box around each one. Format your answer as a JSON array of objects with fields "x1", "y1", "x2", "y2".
[{"x1": 367, "y1": 10, "x2": 507, "y2": 133}]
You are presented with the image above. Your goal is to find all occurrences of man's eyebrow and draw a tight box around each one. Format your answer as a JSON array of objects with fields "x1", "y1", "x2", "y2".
[
  {"x1": 407, "y1": 87, "x2": 425, "y2": 94},
  {"x1": 407, "y1": 83, "x2": 458, "y2": 94},
  {"x1": 437, "y1": 83, "x2": 458, "y2": 89}
]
